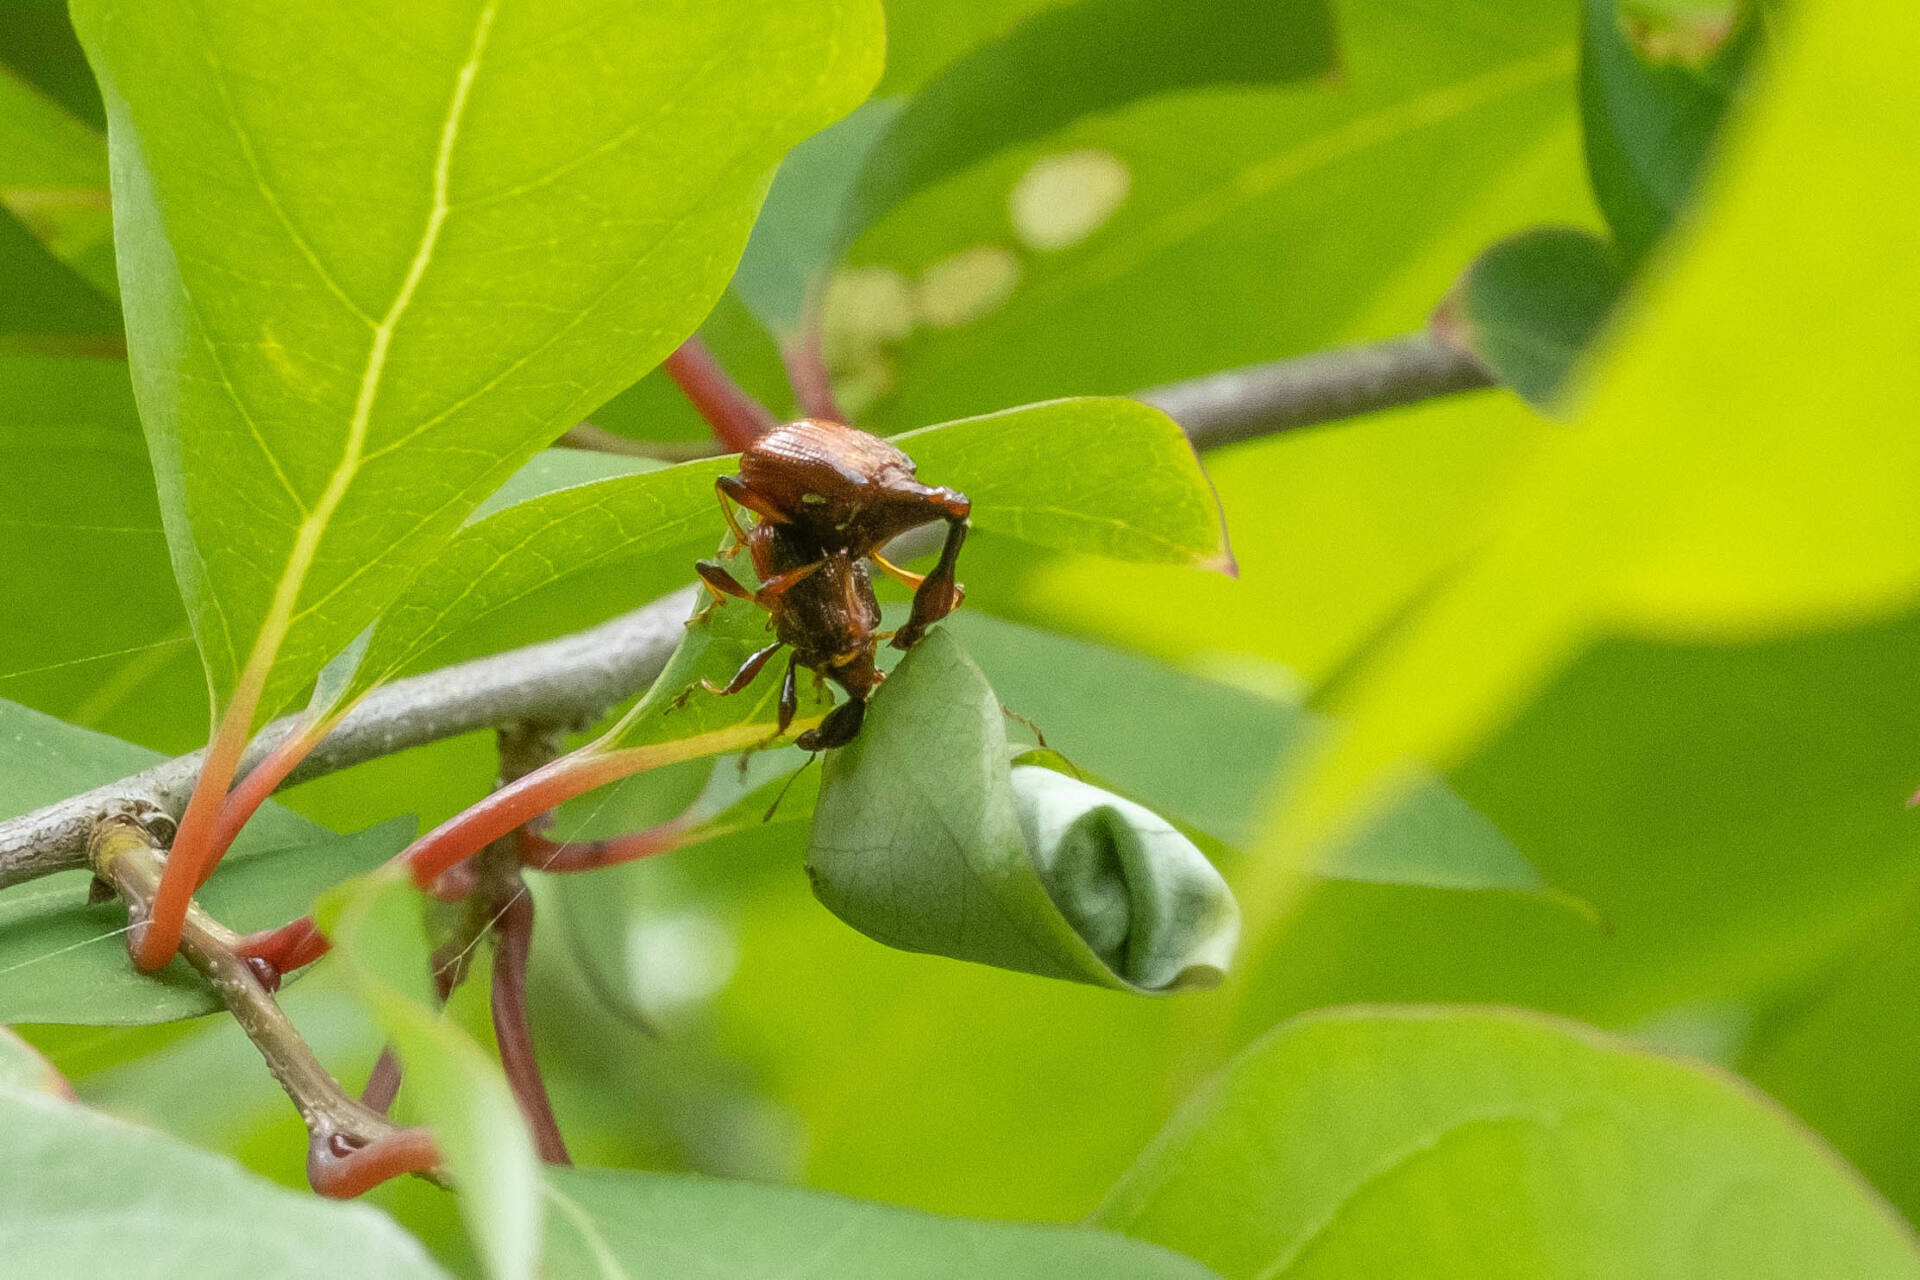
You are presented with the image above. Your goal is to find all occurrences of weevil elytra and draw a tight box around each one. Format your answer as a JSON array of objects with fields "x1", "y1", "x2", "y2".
[{"x1": 693, "y1": 419, "x2": 971, "y2": 750}]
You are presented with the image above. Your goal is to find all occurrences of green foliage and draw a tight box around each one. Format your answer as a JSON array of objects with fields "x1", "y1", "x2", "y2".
[
  {"x1": 808, "y1": 630, "x2": 1238, "y2": 991},
  {"x1": 1281, "y1": 0, "x2": 1920, "y2": 862},
  {"x1": 543, "y1": 1166, "x2": 1219, "y2": 1278},
  {"x1": 843, "y1": 0, "x2": 1336, "y2": 249},
  {"x1": 73, "y1": 0, "x2": 884, "y2": 723},
  {"x1": 0, "y1": 1025, "x2": 65, "y2": 1095},
  {"x1": 1098, "y1": 1007, "x2": 1920, "y2": 1278},
  {"x1": 0, "y1": 699, "x2": 409, "y2": 1024},
  {"x1": 1580, "y1": 0, "x2": 1761, "y2": 261},
  {"x1": 0, "y1": 1080, "x2": 448, "y2": 1279},
  {"x1": 1439, "y1": 226, "x2": 1627, "y2": 409},
  {"x1": 0, "y1": 354, "x2": 197, "y2": 749},
  {"x1": 1, "y1": 0, "x2": 1916, "y2": 1273},
  {"x1": 320, "y1": 871, "x2": 540, "y2": 1280}
]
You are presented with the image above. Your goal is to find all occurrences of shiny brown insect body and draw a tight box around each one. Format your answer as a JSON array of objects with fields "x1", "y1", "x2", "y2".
[{"x1": 694, "y1": 419, "x2": 971, "y2": 750}]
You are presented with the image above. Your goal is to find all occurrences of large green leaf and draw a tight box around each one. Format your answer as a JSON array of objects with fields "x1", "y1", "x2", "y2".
[
  {"x1": 738, "y1": 0, "x2": 1337, "y2": 335},
  {"x1": 1098, "y1": 1007, "x2": 1920, "y2": 1279},
  {"x1": 321, "y1": 871, "x2": 539, "y2": 1280},
  {"x1": 1275, "y1": 0, "x2": 1920, "y2": 864},
  {"x1": 0, "y1": 1081, "x2": 449, "y2": 1279},
  {"x1": 900, "y1": 398, "x2": 1231, "y2": 569},
  {"x1": 1580, "y1": 0, "x2": 1762, "y2": 261},
  {"x1": 0, "y1": 204, "x2": 119, "y2": 354},
  {"x1": 0, "y1": 698, "x2": 410, "y2": 1024},
  {"x1": 0, "y1": 354, "x2": 201, "y2": 751},
  {"x1": 73, "y1": 0, "x2": 884, "y2": 724},
  {"x1": 0, "y1": 60, "x2": 115, "y2": 292},
  {"x1": 543, "y1": 1165, "x2": 1219, "y2": 1279},
  {"x1": 0, "y1": 1026, "x2": 67, "y2": 1096}
]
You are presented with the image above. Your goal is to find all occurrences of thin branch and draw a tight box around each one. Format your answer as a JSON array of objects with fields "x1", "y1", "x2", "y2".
[
  {"x1": 0, "y1": 333, "x2": 1495, "y2": 890},
  {"x1": 1138, "y1": 332, "x2": 1492, "y2": 452},
  {"x1": 87, "y1": 815, "x2": 441, "y2": 1197},
  {"x1": 0, "y1": 587, "x2": 699, "y2": 890}
]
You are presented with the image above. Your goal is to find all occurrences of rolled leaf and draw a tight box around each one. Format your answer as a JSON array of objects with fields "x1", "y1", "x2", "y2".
[
  {"x1": 806, "y1": 629, "x2": 1236, "y2": 993},
  {"x1": 1010, "y1": 764, "x2": 1237, "y2": 991}
]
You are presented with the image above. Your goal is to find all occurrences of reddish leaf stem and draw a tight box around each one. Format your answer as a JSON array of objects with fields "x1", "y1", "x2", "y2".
[
  {"x1": 134, "y1": 694, "x2": 258, "y2": 971},
  {"x1": 515, "y1": 818, "x2": 691, "y2": 873},
  {"x1": 780, "y1": 325, "x2": 845, "y2": 422},
  {"x1": 490, "y1": 890, "x2": 570, "y2": 1165},
  {"x1": 663, "y1": 337, "x2": 778, "y2": 450},
  {"x1": 208, "y1": 717, "x2": 330, "y2": 880},
  {"x1": 307, "y1": 1128, "x2": 443, "y2": 1200}
]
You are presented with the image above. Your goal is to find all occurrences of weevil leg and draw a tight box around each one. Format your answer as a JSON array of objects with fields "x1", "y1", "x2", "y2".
[
  {"x1": 699, "y1": 642, "x2": 783, "y2": 697},
  {"x1": 718, "y1": 474, "x2": 791, "y2": 526},
  {"x1": 746, "y1": 655, "x2": 803, "y2": 756},
  {"x1": 777, "y1": 655, "x2": 799, "y2": 737},
  {"x1": 869, "y1": 551, "x2": 925, "y2": 590},
  {"x1": 893, "y1": 518, "x2": 969, "y2": 649},
  {"x1": 696, "y1": 559, "x2": 754, "y2": 603},
  {"x1": 753, "y1": 558, "x2": 822, "y2": 607},
  {"x1": 797, "y1": 696, "x2": 866, "y2": 751}
]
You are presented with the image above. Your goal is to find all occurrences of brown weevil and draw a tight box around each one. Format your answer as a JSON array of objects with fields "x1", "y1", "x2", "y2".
[{"x1": 692, "y1": 419, "x2": 971, "y2": 750}]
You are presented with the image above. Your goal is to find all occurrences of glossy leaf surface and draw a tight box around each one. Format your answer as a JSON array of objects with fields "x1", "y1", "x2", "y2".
[
  {"x1": 0, "y1": 1081, "x2": 448, "y2": 1279},
  {"x1": 1099, "y1": 1007, "x2": 1920, "y2": 1279},
  {"x1": 544, "y1": 1165, "x2": 1220, "y2": 1280},
  {"x1": 73, "y1": 0, "x2": 884, "y2": 721}
]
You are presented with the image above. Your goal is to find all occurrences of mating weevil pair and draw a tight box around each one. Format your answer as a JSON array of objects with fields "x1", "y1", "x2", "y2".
[{"x1": 692, "y1": 419, "x2": 972, "y2": 751}]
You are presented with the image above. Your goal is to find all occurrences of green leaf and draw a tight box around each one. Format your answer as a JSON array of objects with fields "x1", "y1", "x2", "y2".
[
  {"x1": 341, "y1": 458, "x2": 730, "y2": 709},
  {"x1": 0, "y1": 699, "x2": 411, "y2": 1024},
  {"x1": 1580, "y1": 0, "x2": 1762, "y2": 260},
  {"x1": 1437, "y1": 226, "x2": 1626, "y2": 409},
  {"x1": 320, "y1": 870, "x2": 539, "y2": 1280},
  {"x1": 0, "y1": 204, "x2": 120, "y2": 355},
  {"x1": 1098, "y1": 1006, "x2": 1920, "y2": 1279},
  {"x1": 543, "y1": 1165, "x2": 1220, "y2": 1280},
  {"x1": 1274, "y1": 0, "x2": 1920, "y2": 865},
  {"x1": 901, "y1": 398, "x2": 1232, "y2": 570},
  {"x1": 0, "y1": 1081, "x2": 449, "y2": 1279},
  {"x1": 807, "y1": 629, "x2": 1237, "y2": 992},
  {"x1": 348, "y1": 396, "x2": 1227, "y2": 720},
  {"x1": 843, "y1": 0, "x2": 1579, "y2": 434},
  {"x1": 0, "y1": 60, "x2": 116, "y2": 293},
  {"x1": 1744, "y1": 892, "x2": 1920, "y2": 1223},
  {"x1": 0, "y1": 354, "x2": 200, "y2": 749},
  {"x1": 72, "y1": 0, "x2": 884, "y2": 724},
  {"x1": 733, "y1": 98, "x2": 906, "y2": 335},
  {"x1": 839, "y1": 0, "x2": 1338, "y2": 255},
  {"x1": 0, "y1": 1026, "x2": 67, "y2": 1097}
]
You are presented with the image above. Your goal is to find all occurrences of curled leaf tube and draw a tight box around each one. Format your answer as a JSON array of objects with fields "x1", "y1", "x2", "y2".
[{"x1": 806, "y1": 630, "x2": 1239, "y2": 993}]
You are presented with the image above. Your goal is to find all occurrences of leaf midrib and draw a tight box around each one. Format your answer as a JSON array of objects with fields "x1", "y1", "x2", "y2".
[{"x1": 226, "y1": 0, "x2": 499, "y2": 713}]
